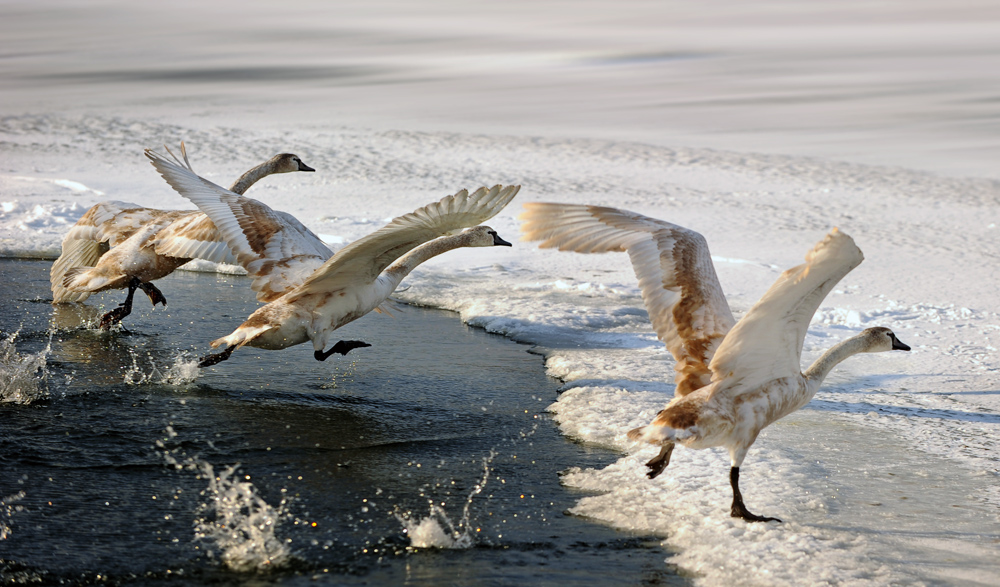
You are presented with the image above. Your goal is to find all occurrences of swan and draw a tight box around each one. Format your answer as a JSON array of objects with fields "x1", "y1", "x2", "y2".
[
  {"x1": 520, "y1": 203, "x2": 910, "y2": 522},
  {"x1": 50, "y1": 148, "x2": 315, "y2": 328},
  {"x1": 145, "y1": 146, "x2": 519, "y2": 367}
]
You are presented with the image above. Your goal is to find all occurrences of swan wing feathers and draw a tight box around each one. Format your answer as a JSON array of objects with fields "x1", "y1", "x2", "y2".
[
  {"x1": 520, "y1": 203, "x2": 735, "y2": 395},
  {"x1": 145, "y1": 147, "x2": 333, "y2": 301},
  {"x1": 60, "y1": 200, "x2": 157, "y2": 246},
  {"x1": 50, "y1": 200, "x2": 148, "y2": 302},
  {"x1": 151, "y1": 212, "x2": 238, "y2": 265},
  {"x1": 708, "y1": 228, "x2": 864, "y2": 396},
  {"x1": 287, "y1": 184, "x2": 520, "y2": 299}
]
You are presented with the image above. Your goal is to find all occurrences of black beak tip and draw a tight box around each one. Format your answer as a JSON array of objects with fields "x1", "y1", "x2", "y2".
[
  {"x1": 892, "y1": 336, "x2": 911, "y2": 351},
  {"x1": 299, "y1": 163, "x2": 316, "y2": 172},
  {"x1": 494, "y1": 235, "x2": 512, "y2": 247}
]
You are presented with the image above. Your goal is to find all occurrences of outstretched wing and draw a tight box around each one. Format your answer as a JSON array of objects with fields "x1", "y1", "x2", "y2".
[
  {"x1": 145, "y1": 146, "x2": 334, "y2": 301},
  {"x1": 287, "y1": 184, "x2": 520, "y2": 301},
  {"x1": 520, "y1": 203, "x2": 735, "y2": 395},
  {"x1": 708, "y1": 228, "x2": 863, "y2": 396}
]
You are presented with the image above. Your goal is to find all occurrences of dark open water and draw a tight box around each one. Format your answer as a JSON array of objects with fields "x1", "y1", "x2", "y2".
[{"x1": 0, "y1": 259, "x2": 683, "y2": 586}]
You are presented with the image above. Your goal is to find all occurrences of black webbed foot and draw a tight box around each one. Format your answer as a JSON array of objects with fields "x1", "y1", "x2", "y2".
[
  {"x1": 644, "y1": 444, "x2": 674, "y2": 479},
  {"x1": 729, "y1": 506, "x2": 781, "y2": 524},
  {"x1": 729, "y1": 466, "x2": 781, "y2": 523},
  {"x1": 314, "y1": 340, "x2": 372, "y2": 361},
  {"x1": 99, "y1": 277, "x2": 141, "y2": 329},
  {"x1": 139, "y1": 282, "x2": 167, "y2": 307},
  {"x1": 198, "y1": 345, "x2": 236, "y2": 368},
  {"x1": 730, "y1": 502, "x2": 782, "y2": 523},
  {"x1": 98, "y1": 306, "x2": 130, "y2": 330}
]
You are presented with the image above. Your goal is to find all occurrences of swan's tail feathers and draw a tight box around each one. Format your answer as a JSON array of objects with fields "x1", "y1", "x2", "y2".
[
  {"x1": 50, "y1": 238, "x2": 111, "y2": 303},
  {"x1": 627, "y1": 422, "x2": 676, "y2": 444},
  {"x1": 628, "y1": 424, "x2": 680, "y2": 479},
  {"x1": 210, "y1": 324, "x2": 273, "y2": 350},
  {"x1": 52, "y1": 274, "x2": 93, "y2": 303},
  {"x1": 61, "y1": 266, "x2": 124, "y2": 294}
]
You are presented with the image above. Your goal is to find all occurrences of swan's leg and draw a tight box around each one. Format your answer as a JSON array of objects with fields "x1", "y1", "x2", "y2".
[
  {"x1": 729, "y1": 467, "x2": 781, "y2": 523},
  {"x1": 645, "y1": 443, "x2": 674, "y2": 479},
  {"x1": 314, "y1": 340, "x2": 372, "y2": 361},
  {"x1": 198, "y1": 345, "x2": 236, "y2": 368},
  {"x1": 138, "y1": 281, "x2": 167, "y2": 307},
  {"x1": 99, "y1": 277, "x2": 141, "y2": 329}
]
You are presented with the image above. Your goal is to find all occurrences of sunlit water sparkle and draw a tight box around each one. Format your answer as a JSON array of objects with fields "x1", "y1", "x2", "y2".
[{"x1": 0, "y1": 260, "x2": 677, "y2": 585}]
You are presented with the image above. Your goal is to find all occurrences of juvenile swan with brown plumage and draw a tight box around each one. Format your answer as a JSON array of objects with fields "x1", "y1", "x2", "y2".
[
  {"x1": 520, "y1": 203, "x2": 910, "y2": 523},
  {"x1": 51, "y1": 148, "x2": 315, "y2": 328},
  {"x1": 146, "y1": 146, "x2": 519, "y2": 367}
]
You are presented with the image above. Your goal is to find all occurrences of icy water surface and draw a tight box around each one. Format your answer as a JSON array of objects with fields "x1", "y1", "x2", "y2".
[{"x1": 0, "y1": 259, "x2": 683, "y2": 585}]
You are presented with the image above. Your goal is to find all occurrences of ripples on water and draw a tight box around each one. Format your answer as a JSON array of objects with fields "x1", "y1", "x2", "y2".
[{"x1": 0, "y1": 260, "x2": 679, "y2": 586}]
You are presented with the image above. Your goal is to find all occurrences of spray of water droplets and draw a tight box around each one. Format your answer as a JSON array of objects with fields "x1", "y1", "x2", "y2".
[
  {"x1": 123, "y1": 349, "x2": 201, "y2": 386},
  {"x1": 156, "y1": 426, "x2": 294, "y2": 572},
  {"x1": 395, "y1": 451, "x2": 494, "y2": 549},
  {"x1": 0, "y1": 331, "x2": 50, "y2": 404}
]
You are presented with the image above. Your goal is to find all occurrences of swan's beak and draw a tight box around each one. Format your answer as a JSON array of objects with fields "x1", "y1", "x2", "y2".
[
  {"x1": 298, "y1": 161, "x2": 315, "y2": 172},
  {"x1": 891, "y1": 334, "x2": 911, "y2": 351},
  {"x1": 492, "y1": 233, "x2": 512, "y2": 247}
]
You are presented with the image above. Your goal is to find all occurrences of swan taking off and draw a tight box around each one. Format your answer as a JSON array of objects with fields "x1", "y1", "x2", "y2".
[
  {"x1": 520, "y1": 203, "x2": 910, "y2": 522},
  {"x1": 145, "y1": 146, "x2": 519, "y2": 367},
  {"x1": 51, "y1": 148, "x2": 315, "y2": 329}
]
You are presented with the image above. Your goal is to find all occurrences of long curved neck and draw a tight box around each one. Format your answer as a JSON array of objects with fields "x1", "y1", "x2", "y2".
[
  {"x1": 380, "y1": 233, "x2": 474, "y2": 292},
  {"x1": 227, "y1": 159, "x2": 280, "y2": 195},
  {"x1": 803, "y1": 334, "x2": 869, "y2": 384}
]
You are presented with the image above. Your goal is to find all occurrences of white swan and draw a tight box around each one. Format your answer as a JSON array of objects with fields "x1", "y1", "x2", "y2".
[
  {"x1": 520, "y1": 203, "x2": 910, "y2": 522},
  {"x1": 145, "y1": 146, "x2": 519, "y2": 366},
  {"x1": 51, "y1": 148, "x2": 315, "y2": 328}
]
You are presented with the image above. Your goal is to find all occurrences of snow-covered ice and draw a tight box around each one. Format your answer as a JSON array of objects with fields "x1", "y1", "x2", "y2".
[{"x1": 2, "y1": 1, "x2": 998, "y2": 584}]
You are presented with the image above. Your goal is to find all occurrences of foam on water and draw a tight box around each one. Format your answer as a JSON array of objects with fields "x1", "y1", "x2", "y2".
[{"x1": 0, "y1": 332, "x2": 50, "y2": 405}]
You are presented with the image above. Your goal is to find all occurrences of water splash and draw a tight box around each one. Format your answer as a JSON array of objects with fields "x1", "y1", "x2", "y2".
[
  {"x1": 192, "y1": 461, "x2": 293, "y2": 572},
  {"x1": 1, "y1": 491, "x2": 26, "y2": 540},
  {"x1": 0, "y1": 331, "x2": 50, "y2": 404},
  {"x1": 156, "y1": 427, "x2": 293, "y2": 572},
  {"x1": 395, "y1": 451, "x2": 494, "y2": 549},
  {"x1": 123, "y1": 350, "x2": 200, "y2": 386}
]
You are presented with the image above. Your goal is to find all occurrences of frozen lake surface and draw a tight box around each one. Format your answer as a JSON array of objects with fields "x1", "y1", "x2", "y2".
[
  {"x1": 2, "y1": 1, "x2": 999, "y2": 585},
  {"x1": 0, "y1": 259, "x2": 679, "y2": 585}
]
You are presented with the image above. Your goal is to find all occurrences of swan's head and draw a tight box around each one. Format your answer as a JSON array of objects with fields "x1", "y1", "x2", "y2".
[
  {"x1": 860, "y1": 327, "x2": 911, "y2": 352},
  {"x1": 270, "y1": 153, "x2": 315, "y2": 173},
  {"x1": 462, "y1": 225, "x2": 512, "y2": 247}
]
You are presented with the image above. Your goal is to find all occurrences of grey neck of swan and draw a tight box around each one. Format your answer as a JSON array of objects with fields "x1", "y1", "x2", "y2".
[
  {"x1": 227, "y1": 160, "x2": 279, "y2": 195},
  {"x1": 381, "y1": 232, "x2": 472, "y2": 291},
  {"x1": 803, "y1": 334, "x2": 870, "y2": 384}
]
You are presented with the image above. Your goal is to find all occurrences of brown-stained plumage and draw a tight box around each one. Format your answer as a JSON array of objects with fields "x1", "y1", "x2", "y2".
[
  {"x1": 239, "y1": 199, "x2": 285, "y2": 256},
  {"x1": 520, "y1": 203, "x2": 734, "y2": 397},
  {"x1": 50, "y1": 146, "x2": 316, "y2": 328},
  {"x1": 522, "y1": 205, "x2": 912, "y2": 522},
  {"x1": 146, "y1": 145, "x2": 519, "y2": 366}
]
